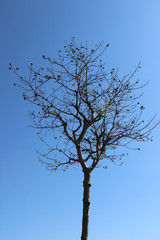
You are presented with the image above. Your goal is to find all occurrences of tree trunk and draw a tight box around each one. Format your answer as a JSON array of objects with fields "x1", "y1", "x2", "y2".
[{"x1": 81, "y1": 170, "x2": 91, "y2": 240}]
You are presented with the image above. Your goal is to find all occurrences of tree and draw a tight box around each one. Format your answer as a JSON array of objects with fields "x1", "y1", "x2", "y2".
[{"x1": 10, "y1": 38, "x2": 159, "y2": 240}]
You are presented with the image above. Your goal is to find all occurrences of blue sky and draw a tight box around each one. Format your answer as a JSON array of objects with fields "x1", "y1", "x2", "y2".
[{"x1": 1, "y1": 0, "x2": 160, "y2": 239}]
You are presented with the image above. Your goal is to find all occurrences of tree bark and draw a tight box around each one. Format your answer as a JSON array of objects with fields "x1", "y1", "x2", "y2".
[{"x1": 81, "y1": 170, "x2": 91, "y2": 240}]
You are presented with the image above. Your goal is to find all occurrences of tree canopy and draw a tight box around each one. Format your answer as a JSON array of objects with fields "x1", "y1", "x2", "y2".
[{"x1": 10, "y1": 38, "x2": 159, "y2": 173}]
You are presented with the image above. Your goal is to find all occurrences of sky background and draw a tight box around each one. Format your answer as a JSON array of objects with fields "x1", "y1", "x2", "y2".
[{"x1": 1, "y1": 0, "x2": 160, "y2": 239}]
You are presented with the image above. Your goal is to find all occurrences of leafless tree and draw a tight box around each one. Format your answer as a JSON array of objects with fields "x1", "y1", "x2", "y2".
[{"x1": 10, "y1": 38, "x2": 159, "y2": 240}]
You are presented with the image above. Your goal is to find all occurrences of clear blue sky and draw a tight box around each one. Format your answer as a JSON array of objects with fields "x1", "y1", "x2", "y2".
[{"x1": 1, "y1": 0, "x2": 160, "y2": 239}]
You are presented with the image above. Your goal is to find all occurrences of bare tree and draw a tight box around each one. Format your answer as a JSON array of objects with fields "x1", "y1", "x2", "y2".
[{"x1": 9, "y1": 38, "x2": 159, "y2": 240}]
